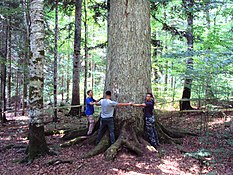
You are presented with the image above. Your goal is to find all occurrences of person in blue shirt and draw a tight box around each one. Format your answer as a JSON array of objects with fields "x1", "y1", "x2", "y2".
[
  {"x1": 85, "y1": 90, "x2": 101, "y2": 135},
  {"x1": 132, "y1": 93, "x2": 159, "y2": 148}
]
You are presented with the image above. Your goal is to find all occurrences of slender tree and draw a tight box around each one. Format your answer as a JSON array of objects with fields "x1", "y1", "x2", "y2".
[
  {"x1": 66, "y1": 20, "x2": 72, "y2": 103},
  {"x1": 69, "y1": 0, "x2": 82, "y2": 116},
  {"x1": 53, "y1": 0, "x2": 58, "y2": 121},
  {"x1": 28, "y1": 0, "x2": 48, "y2": 160},
  {"x1": 83, "y1": 0, "x2": 88, "y2": 108},
  {"x1": 0, "y1": 17, "x2": 8, "y2": 123},
  {"x1": 22, "y1": 0, "x2": 30, "y2": 115},
  {"x1": 7, "y1": 17, "x2": 12, "y2": 108},
  {"x1": 181, "y1": 0, "x2": 194, "y2": 110}
]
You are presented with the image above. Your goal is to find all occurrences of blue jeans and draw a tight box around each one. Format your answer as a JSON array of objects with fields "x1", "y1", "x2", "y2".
[
  {"x1": 96, "y1": 117, "x2": 115, "y2": 145},
  {"x1": 145, "y1": 115, "x2": 159, "y2": 147}
]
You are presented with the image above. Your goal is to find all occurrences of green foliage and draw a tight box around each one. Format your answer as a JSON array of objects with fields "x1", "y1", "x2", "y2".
[
  {"x1": 184, "y1": 148, "x2": 212, "y2": 159},
  {"x1": 226, "y1": 139, "x2": 233, "y2": 146},
  {"x1": 150, "y1": 0, "x2": 233, "y2": 105},
  {"x1": 1, "y1": 0, "x2": 232, "y2": 108}
]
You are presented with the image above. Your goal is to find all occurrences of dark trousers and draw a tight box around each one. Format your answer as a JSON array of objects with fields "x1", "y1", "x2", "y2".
[
  {"x1": 96, "y1": 117, "x2": 115, "y2": 145},
  {"x1": 145, "y1": 115, "x2": 159, "y2": 147}
]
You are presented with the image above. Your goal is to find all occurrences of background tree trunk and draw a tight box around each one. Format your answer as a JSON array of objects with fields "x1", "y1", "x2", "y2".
[
  {"x1": 0, "y1": 19, "x2": 8, "y2": 123},
  {"x1": 7, "y1": 17, "x2": 12, "y2": 108},
  {"x1": 14, "y1": 72, "x2": 19, "y2": 117},
  {"x1": 28, "y1": 0, "x2": 48, "y2": 160},
  {"x1": 69, "y1": 0, "x2": 82, "y2": 116},
  {"x1": 181, "y1": 0, "x2": 194, "y2": 110},
  {"x1": 22, "y1": 0, "x2": 30, "y2": 115},
  {"x1": 66, "y1": 21, "x2": 71, "y2": 103},
  {"x1": 83, "y1": 0, "x2": 88, "y2": 109},
  {"x1": 53, "y1": 0, "x2": 58, "y2": 121}
]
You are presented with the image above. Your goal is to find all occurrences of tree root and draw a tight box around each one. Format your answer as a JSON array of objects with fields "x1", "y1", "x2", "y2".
[
  {"x1": 59, "y1": 118, "x2": 195, "y2": 161},
  {"x1": 122, "y1": 140, "x2": 143, "y2": 156},
  {"x1": 85, "y1": 134, "x2": 110, "y2": 158},
  {"x1": 157, "y1": 121, "x2": 198, "y2": 138},
  {"x1": 155, "y1": 121, "x2": 181, "y2": 144},
  {"x1": 138, "y1": 137, "x2": 157, "y2": 152},
  {"x1": 104, "y1": 137, "x2": 122, "y2": 161},
  {"x1": 61, "y1": 128, "x2": 88, "y2": 140},
  {"x1": 60, "y1": 118, "x2": 100, "y2": 140},
  {"x1": 60, "y1": 136, "x2": 88, "y2": 148},
  {"x1": 81, "y1": 132, "x2": 98, "y2": 145}
]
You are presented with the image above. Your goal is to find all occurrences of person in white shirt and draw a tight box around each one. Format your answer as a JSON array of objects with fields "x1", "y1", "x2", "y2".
[{"x1": 95, "y1": 90, "x2": 131, "y2": 145}]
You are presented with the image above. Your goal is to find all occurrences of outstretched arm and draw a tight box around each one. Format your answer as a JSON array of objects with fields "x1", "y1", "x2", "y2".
[
  {"x1": 95, "y1": 102, "x2": 101, "y2": 106},
  {"x1": 131, "y1": 103, "x2": 146, "y2": 107},
  {"x1": 117, "y1": 103, "x2": 131, "y2": 107},
  {"x1": 89, "y1": 102, "x2": 96, "y2": 105},
  {"x1": 86, "y1": 98, "x2": 96, "y2": 105},
  {"x1": 95, "y1": 97, "x2": 103, "y2": 102}
]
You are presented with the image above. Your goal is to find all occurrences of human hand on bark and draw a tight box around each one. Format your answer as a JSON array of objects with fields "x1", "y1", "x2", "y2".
[{"x1": 129, "y1": 102, "x2": 134, "y2": 106}]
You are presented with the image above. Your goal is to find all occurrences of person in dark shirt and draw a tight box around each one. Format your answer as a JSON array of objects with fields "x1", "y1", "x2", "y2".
[
  {"x1": 132, "y1": 93, "x2": 159, "y2": 148},
  {"x1": 85, "y1": 90, "x2": 102, "y2": 135}
]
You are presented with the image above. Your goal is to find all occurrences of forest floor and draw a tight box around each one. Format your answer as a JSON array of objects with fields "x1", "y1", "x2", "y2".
[{"x1": 0, "y1": 108, "x2": 233, "y2": 175}]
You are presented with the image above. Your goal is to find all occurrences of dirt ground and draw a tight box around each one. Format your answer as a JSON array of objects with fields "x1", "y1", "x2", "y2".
[{"x1": 0, "y1": 110, "x2": 232, "y2": 175}]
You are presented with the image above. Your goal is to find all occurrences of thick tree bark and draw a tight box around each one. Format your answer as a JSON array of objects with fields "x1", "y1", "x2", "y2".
[
  {"x1": 53, "y1": 0, "x2": 58, "y2": 121},
  {"x1": 28, "y1": 0, "x2": 49, "y2": 160},
  {"x1": 69, "y1": 0, "x2": 82, "y2": 116},
  {"x1": 181, "y1": 0, "x2": 194, "y2": 110},
  {"x1": 88, "y1": 0, "x2": 152, "y2": 160}
]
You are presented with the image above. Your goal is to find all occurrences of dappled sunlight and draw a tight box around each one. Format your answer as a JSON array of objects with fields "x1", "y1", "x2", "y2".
[
  {"x1": 14, "y1": 115, "x2": 29, "y2": 121},
  {"x1": 8, "y1": 115, "x2": 29, "y2": 121},
  {"x1": 158, "y1": 158, "x2": 198, "y2": 175},
  {"x1": 1, "y1": 111, "x2": 232, "y2": 175},
  {"x1": 146, "y1": 145, "x2": 158, "y2": 152},
  {"x1": 208, "y1": 118, "x2": 225, "y2": 127},
  {"x1": 0, "y1": 136, "x2": 12, "y2": 141},
  {"x1": 111, "y1": 168, "x2": 149, "y2": 175}
]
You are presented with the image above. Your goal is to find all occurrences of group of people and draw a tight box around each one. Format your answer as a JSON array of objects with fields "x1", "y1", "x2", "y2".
[{"x1": 85, "y1": 90, "x2": 160, "y2": 148}]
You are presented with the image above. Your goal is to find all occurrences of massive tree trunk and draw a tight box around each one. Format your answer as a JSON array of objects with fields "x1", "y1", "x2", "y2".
[
  {"x1": 53, "y1": 0, "x2": 58, "y2": 121},
  {"x1": 87, "y1": 0, "x2": 153, "y2": 160},
  {"x1": 62, "y1": 0, "x2": 196, "y2": 160},
  {"x1": 181, "y1": 0, "x2": 194, "y2": 110},
  {"x1": 28, "y1": 0, "x2": 49, "y2": 160},
  {"x1": 69, "y1": 0, "x2": 82, "y2": 116}
]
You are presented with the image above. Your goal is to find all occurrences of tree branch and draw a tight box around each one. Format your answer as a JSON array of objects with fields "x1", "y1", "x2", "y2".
[
  {"x1": 151, "y1": 14, "x2": 187, "y2": 38},
  {"x1": 87, "y1": 41, "x2": 107, "y2": 51}
]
